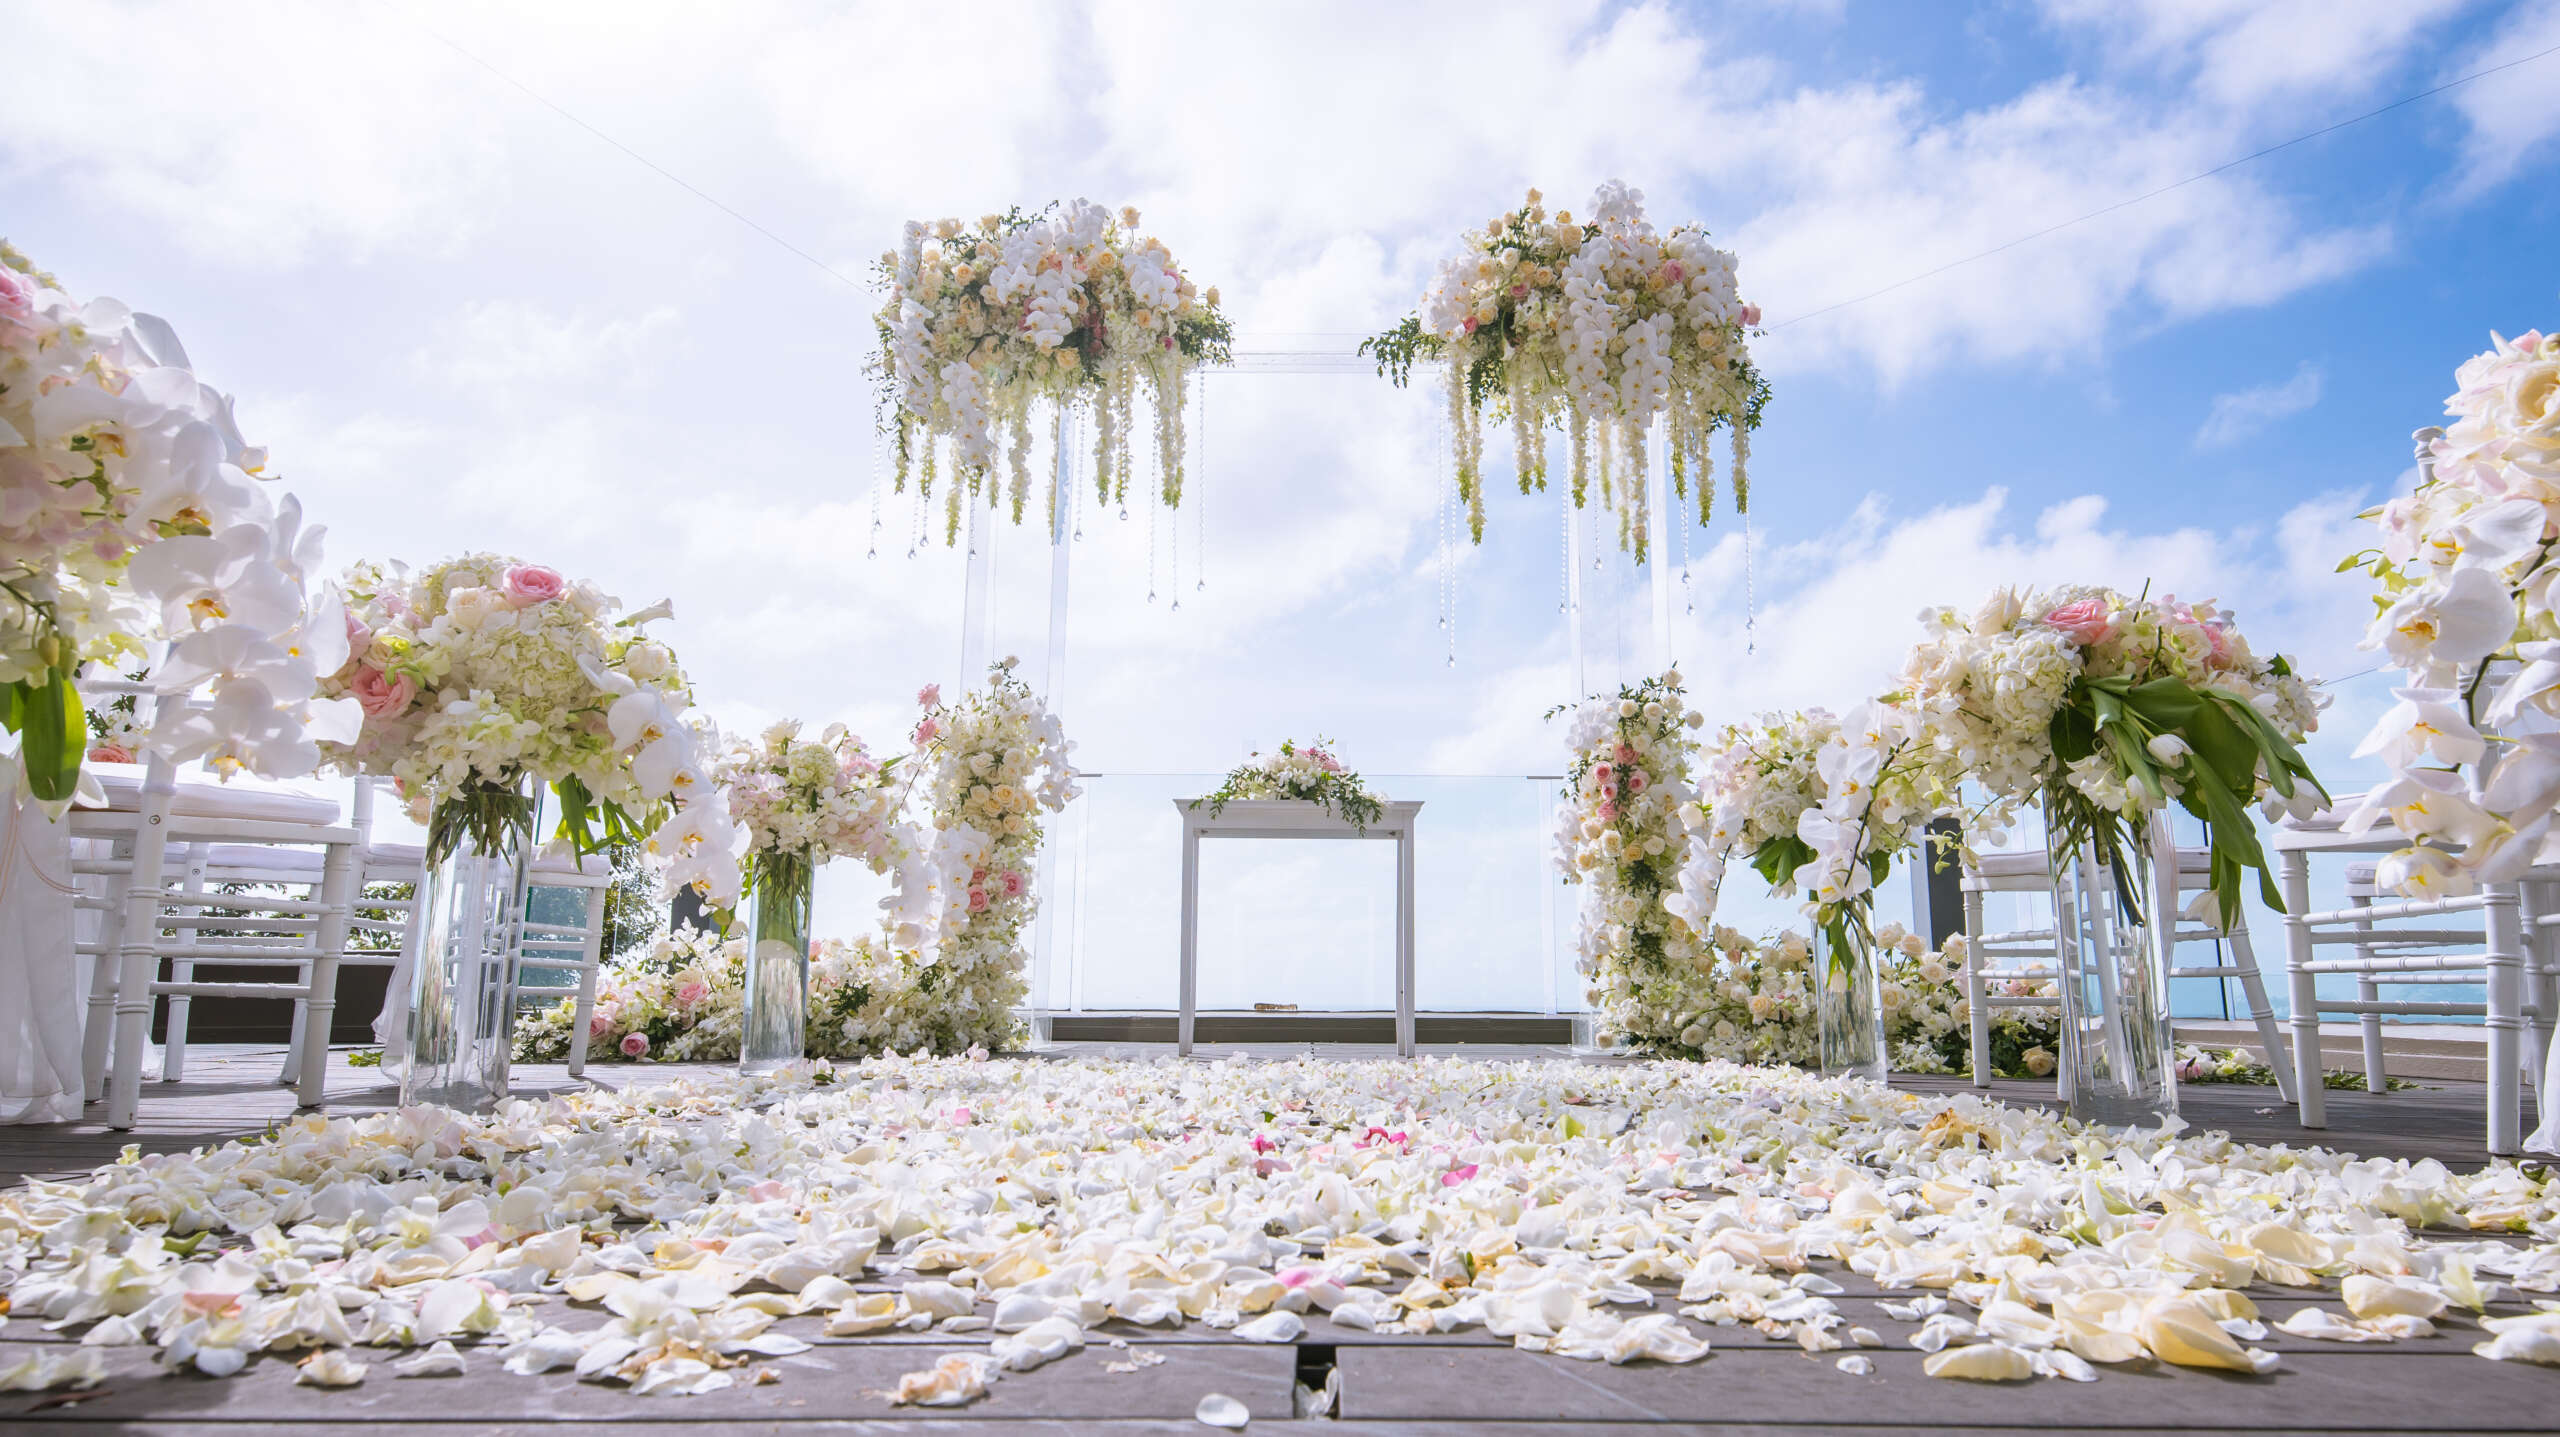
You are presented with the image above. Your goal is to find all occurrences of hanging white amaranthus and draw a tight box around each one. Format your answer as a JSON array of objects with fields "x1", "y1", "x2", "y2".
[
  {"x1": 872, "y1": 204, "x2": 1233, "y2": 543},
  {"x1": 1362, "y1": 182, "x2": 1769, "y2": 559}
]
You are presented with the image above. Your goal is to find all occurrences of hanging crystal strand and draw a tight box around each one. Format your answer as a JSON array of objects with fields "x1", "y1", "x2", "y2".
[
  {"x1": 867, "y1": 423, "x2": 885, "y2": 560},
  {"x1": 1445, "y1": 478, "x2": 1459, "y2": 668},
  {"x1": 906, "y1": 439, "x2": 927, "y2": 559},
  {"x1": 1193, "y1": 370, "x2": 1207, "y2": 593},
  {"x1": 1557, "y1": 464, "x2": 1572, "y2": 616},
  {"x1": 1743, "y1": 503, "x2": 1757, "y2": 656},
  {"x1": 1146, "y1": 452, "x2": 1159, "y2": 603},
  {"x1": 1677, "y1": 455, "x2": 1695, "y2": 616}
]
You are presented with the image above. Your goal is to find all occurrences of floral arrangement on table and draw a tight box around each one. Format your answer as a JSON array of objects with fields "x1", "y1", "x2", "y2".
[
  {"x1": 515, "y1": 926, "x2": 1021, "y2": 1063},
  {"x1": 318, "y1": 554, "x2": 733, "y2": 900},
  {"x1": 1552, "y1": 669, "x2": 1705, "y2": 1048},
  {"x1": 2340, "y1": 327, "x2": 2560, "y2": 896},
  {"x1": 878, "y1": 659, "x2": 1079, "y2": 1022},
  {"x1": 873, "y1": 204, "x2": 1233, "y2": 543},
  {"x1": 1, "y1": 241, "x2": 350, "y2": 800},
  {"x1": 1895, "y1": 585, "x2": 2326, "y2": 926},
  {"x1": 1190, "y1": 736, "x2": 1384, "y2": 831},
  {"x1": 1361, "y1": 181, "x2": 1769, "y2": 555}
]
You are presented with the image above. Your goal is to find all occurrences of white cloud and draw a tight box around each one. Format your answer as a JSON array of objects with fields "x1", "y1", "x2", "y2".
[
  {"x1": 420, "y1": 302, "x2": 681, "y2": 391},
  {"x1": 2194, "y1": 361, "x2": 2324, "y2": 448},
  {"x1": 2445, "y1": 0, "x2": 2560, "y2": 196},
  {"x1": 2037, "y1": 0, "x2": 2473, "y2": 110}
]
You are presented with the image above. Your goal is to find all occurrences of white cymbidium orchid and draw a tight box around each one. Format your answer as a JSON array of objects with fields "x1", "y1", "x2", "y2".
[
  {"x1": 2353, "y1": 687, "x2": 2487, "y2": 771},
  {"x1": 2363, "y1": 566, "x2": 2516, "y2": 679}
]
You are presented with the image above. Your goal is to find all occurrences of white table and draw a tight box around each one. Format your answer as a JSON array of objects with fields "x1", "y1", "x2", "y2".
[{"x1": 1175, "y1": 798, "x2": 1422, "y2": 1056}]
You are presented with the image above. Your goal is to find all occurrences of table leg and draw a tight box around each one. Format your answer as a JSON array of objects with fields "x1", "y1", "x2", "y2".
[
  {"x1": 1179, "y1": 824, "x2": 1199, "y2": 1056},
  {"x1": 1397, "y1": 828, "x2": 1416, "y2": 1057}
]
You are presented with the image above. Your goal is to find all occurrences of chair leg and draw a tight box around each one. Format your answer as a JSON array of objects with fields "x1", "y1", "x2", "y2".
[
  {"x1": 162, "y1": 857, "x2": 209, "y2": 1083},
  {"x1": 81, "y1": 839, "x2": 131, "y2": 1104},
  {"x1": 107, "y1": 769, "x2": 178, "y2": 1131},
  {"x1": 2486, "y1": 884, "x2": 2526, "y2": 1157},
  {"x1": 1962, "y1": 888, "x2": 1990, "y2": 1086},
  {"x1": 298, "y1": 844, "x2": 356, "y2": 1107},
  {"x1": 567, "y1": 885, "x2": 606, "y2": 1079},
  {"x1": 2281, "y1": 851, "x2": 2325, "y2": 1131},
  {"x1": 2224, "y1": 925, "x2": 2294, "y2": 1105}
]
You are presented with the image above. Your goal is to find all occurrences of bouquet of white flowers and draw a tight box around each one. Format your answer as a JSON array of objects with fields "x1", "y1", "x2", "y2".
[
  {"x1": 1, "y1": 241, "x2": 347, "y2": 798},
  {"x1": 2341, "y1": 327, "x2": 2560, "y2": 896},
  {"x1": 1897, "y1": 586, "x2": 2324, "y2": 925},
  {"x1": 873, "y1": 203, "x2": 1232, "y2": 542},
  {"x1": 1363, "y1": 181, "x2": 1769, "y2": 555},
  {"x1": 320, "y1": 554, "x2": 729, "y2": 896},
  {"x1": 718, "y1": 719, "x2": 914, "y2": 890},
  {"x1": 1192, "y1": 737, "x2": 1383, "y2": 831}
]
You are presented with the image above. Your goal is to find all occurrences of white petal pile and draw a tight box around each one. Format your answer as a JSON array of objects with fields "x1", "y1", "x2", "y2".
[{"x1": 0, "y1": 1054, "x2": 2553, "y2": 1406}]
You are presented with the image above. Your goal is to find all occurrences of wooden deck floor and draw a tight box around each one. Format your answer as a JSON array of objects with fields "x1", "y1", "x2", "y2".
[{"x1": 1, "y1": 1046, "x2": 2551, "y2": 1434}]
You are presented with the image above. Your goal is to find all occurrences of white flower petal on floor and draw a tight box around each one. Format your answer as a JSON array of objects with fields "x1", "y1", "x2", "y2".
[
  {"x1": 0, "y1": 1052, "x2": 2554, "y2": 1408},
  {"x1": 1196, "y1": 1392, "x2": 1251, "y2": 1428}
]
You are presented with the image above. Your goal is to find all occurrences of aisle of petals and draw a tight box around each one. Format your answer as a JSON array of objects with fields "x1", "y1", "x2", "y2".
[{"x1": 5, "y1": 1055, "x2": 2560, "y2": 1404}]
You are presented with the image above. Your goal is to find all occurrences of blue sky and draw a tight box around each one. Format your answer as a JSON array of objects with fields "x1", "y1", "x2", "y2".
[{"x1": 6, "y1": 1, "x2": 2558, "y2": 1006}]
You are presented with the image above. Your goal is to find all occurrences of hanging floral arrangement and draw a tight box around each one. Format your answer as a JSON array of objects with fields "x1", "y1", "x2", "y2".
[
  {"x1": 1362, "y1": 181, "x2": 1770, "y2": 559},
  {"x1": 871, "y1": 203, "x2": 1233, "y2": 544}
]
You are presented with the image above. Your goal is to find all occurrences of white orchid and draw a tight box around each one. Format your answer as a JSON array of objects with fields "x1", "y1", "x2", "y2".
[{"x1": 2354, "y1": 687, "x2": 2487, "y2": 771}]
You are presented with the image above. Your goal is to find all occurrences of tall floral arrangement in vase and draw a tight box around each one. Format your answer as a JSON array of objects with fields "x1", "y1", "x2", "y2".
[
  {"x1": 716, "y1": 720, "x2": 916, "y2": 1071},
  {"x1": 0, "y1": 241, "x2": 351, "y2": 801},
  {"x1": 2340, "y1": 328, "x2": 2560, "y2": 896},
  {"x1": 873, "y1": 203, "x2": 1232, "y2": 543},
  {"x1": 1362, "y1": 182, "x2": 1769, "y2": 556},
  {"x1": 880, "y1": 659, "x2": 1079, "y2": 1038},
  {"x1": 1896, "y1": 586, "x2": 2325, "y2": 924},
  {"x1": 1552, "y1": 670, "x2": 1704, "y2": 1050},
  {"x1": 1895, "y1": 586, "x2": 2323, "y2": 1122},
  {"x1": 1673, "y1": 703, "x2": 1956, "y2": 1079},
  {"x1": 320, "y1": 553, "x2": 731, "y2": 1107}
]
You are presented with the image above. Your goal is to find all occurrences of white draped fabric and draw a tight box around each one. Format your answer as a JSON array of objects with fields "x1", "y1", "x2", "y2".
[{"x1": 0, "y1": 779, "x2": 88, "y2": 1124}]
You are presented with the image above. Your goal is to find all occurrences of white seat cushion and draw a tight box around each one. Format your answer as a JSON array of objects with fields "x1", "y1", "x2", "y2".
[
  {"x1": 1973, "y1": 851, "x2": 2050, "y2": 880},
  {"x1": 201, "y1": 843, "x2": 325, "y2": 873},
  {"x1": 363, "y1": 841, "x2": 425, "y2": 868},
  {"x1": 90, "y1": 767, "x2": 341, "y2": 826},
  {"x1": 531, "y1": 850, "x2": 611, "y2": 879}
]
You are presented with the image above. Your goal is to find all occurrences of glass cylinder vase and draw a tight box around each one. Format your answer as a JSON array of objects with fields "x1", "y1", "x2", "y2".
[
  {"x1": 740, "y1": 851, "x2": 815, "y2": 1075},
  {"x1": 398, "y1": 780, "x2": 541, "y2": 1111},
  {"x1": 2047, "y1": 812, "x2": 2177, "y2": 1126},
  {"x1": 1814, "y1": 912, "x2": 1887, "y2": 1083}
]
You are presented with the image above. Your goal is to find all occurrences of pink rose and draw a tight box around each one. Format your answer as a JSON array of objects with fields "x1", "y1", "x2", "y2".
[
  {"x1": 0, "y1": 267, "x2": 29, "y2": 314},
  {"x1": 345, "y1": 610, "x2": 373, "y2": 656},
  {"x1": 349, "y1": 665, "x2": 417, "y2": 718},
  {"x1": 87, "y1": 744, "x2": 135, "y2": 765},
  {"x1": 1510, "y1": 283, "x2": 1529, "y2": 299},
  {"x1": 676, "y1": 980, "x2": 709, "y2": 1009},
  {"x1": 588, "y1": 1010, "x2": 616, "y2": 1039},
  {"x1": 620, "y1": 1032, "x2": 650, "y2": 1058},
  {"x1": 1000, "y1": 870, "x2": 1025, "y2": 897},
  {"x1": 1462, "y1": 315, "x2": 1479, "y2": 335},
  {"x1": 966, "y1": 886, "x2": 989, "y2": 912},
  {"x1": 917, "y1": 683, "x2": 941, "y2": 707},
  {"x1": 1598, "y1": 800, "x2": 1618, "y2": 823},
  {"x1": 1627, "y1": 769, "x2": 1649, "y2": 793},
  {"x1": 1591, "y1": 761, "x2": 1615, "y2": 782},
  {"x1": 913, "y1": 718, "x2": 939, "y2": 744},
  {"x1": 1740, "y1": 303, "x2": 1762, "y2": 326},
  {"x1": 501, "y1": 564, "x2": 566, "y2": 607},
  {"x1": 2043, "y1": 597, "x2": 2113, "y2": 645}
]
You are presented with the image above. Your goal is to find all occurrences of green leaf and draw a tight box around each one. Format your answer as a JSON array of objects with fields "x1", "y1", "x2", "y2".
[{"x1": 17, "y1": 668, "x2": 83, "y2": 803}]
